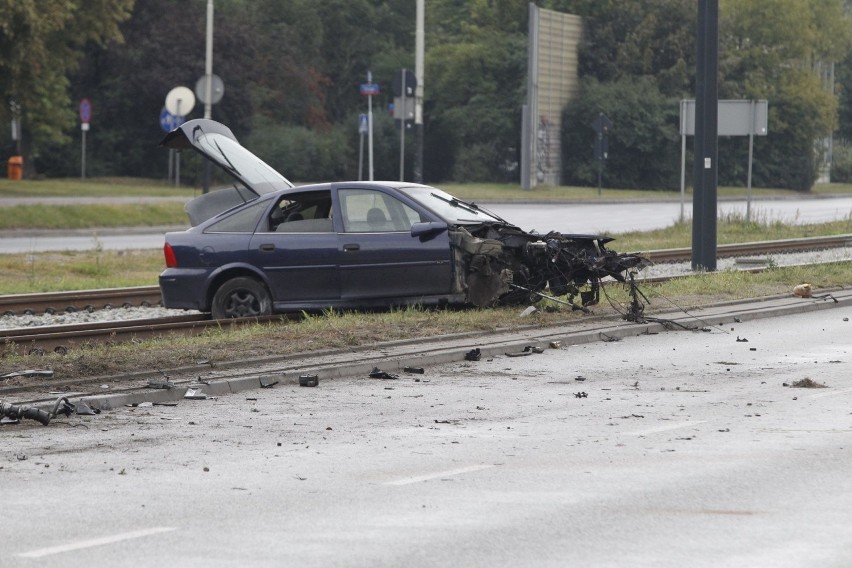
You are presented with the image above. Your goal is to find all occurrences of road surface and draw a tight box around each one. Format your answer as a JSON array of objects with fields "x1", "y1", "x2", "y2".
[{"x1": 3, "y1": 305, "x2": 851, "y2": 567}]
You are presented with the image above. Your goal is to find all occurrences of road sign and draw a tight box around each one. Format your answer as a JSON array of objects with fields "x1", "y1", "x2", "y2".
[
  {"x1": 165, "y1": 86, "x2": 196, "y2": 117},
  {"x1": 160, "y1": 108, "x2": 179, "y2": 132},
  {"x1": 392, "y1": 69, "x2": 416, "y2": 97},
  {"x1": 195, "y1": 74, "x2": 225, "y2": 104},
  {"x1": 79, "y1": 98, "x2": 92, "y2": 123},
  {"x1": 360, "y1": 83, "x2": 380, "y2": 96}
]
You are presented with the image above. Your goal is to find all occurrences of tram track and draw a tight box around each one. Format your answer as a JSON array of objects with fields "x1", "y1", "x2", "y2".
[{"x1": 0, "y1": 235, "x2": 849, "y2": 354}]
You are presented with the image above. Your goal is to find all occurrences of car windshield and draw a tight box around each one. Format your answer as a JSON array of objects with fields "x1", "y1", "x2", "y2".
[
  {"x1": 193, "y1": 132, "x2": 293, "y2": 195},
  {"x1": 401, "y1": 186, "x2": 505, "y2": 224}
]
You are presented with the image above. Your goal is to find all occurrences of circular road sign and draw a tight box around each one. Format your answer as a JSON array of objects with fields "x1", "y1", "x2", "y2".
[
  {"x1": 195, "y1": 74, "x2": 225, "y2": 105},
  {"x1": 165, "y1": 86, "x2": 196, "y2": 117}
]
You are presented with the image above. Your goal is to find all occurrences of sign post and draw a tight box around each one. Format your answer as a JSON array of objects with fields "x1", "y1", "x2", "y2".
[
  {"x1": 360, "y1": 72, "x2": 380, "y2": 181},
  {"x1": 591, "y1": 112, "x2": 612, "y2": 196},
  {"x1": 165, "y1": 86, "x2": 196, "y2": 187},
  {"x1": 79, "y1": 98, "x2": 92, "y2": 180},
  {"x1": 358, "y1": 113, "x2": 368, "y2": 181}
]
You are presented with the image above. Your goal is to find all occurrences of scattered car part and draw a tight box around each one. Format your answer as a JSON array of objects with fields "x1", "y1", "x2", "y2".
[
  {"x1": 464, "y1": 348, "x2": 481, "y2": 362},
  {"x1": 0, "y1": 396, "x2": 74, "y2": 426},
  {"x1": 403, "y1": 366, "x2": 425, "y2": 374},
  {"x1": 574, "y1": 392, "x2": 588, "y2": 398},
  {"x1": 299, "y1": 375, "x2": 319, "y2": 387},
  {"x1": 1, "y1": 369, "x2": 54, "y2": 379},
  {"x1": 368, "y1": 367, "x2": 399, "y2": 380},
  {"x1": 260, "y1": 377, "x2": 280, "y2": 388}
]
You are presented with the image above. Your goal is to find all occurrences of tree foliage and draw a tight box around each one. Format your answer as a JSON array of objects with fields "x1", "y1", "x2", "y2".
[
  {"x1": 3, "y1": 0, "x2": 852, "y2": 191},
  {"x1": 0, "y1": 0, "x2": 134, "y2": 159}
]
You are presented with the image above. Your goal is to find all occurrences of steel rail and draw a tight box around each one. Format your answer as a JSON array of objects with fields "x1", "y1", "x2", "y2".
[
  {"x1": 643, "y1": 234, "x2": 852, "y2": 264},
  {"x1": 0, "y1": 285, "x2": 162, "y2": 316},
  {"x1": 1, "y1": 235, "x2": 849, "y2": 316},
  {"x1": 1, "y1": 314, "x2": 289, "y2": 355}
]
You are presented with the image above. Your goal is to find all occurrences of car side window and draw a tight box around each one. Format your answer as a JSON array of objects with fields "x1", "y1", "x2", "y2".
[
  {"x1": 267, "y1": 191, "x2": 333, "y2": 233},
  {"x1": 339, "y1": 189, "x2": 423, "y2": 233},
  {"x1": 205, "y1": 200, "x2": 267, "y2": 233}
]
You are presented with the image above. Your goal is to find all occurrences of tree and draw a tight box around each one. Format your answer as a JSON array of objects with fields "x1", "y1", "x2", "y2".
[{"x1": 0, "y1": 0, "x2": 134, "y2": 163}]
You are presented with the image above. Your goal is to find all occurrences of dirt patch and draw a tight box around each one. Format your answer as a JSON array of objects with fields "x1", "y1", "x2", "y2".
[{"x1": 786, "y1": 378, "x2": 828, "y2": 389}]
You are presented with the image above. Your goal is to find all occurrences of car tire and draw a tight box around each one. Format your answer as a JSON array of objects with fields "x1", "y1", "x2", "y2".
[{"x1": 211, "y1": 277, "x2": 272, "y2": 319}]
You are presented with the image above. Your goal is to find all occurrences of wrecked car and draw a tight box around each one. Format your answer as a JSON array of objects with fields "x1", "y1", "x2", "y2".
[{"x1": 159, "y1": 119, "x2": 648, "y2": 319}]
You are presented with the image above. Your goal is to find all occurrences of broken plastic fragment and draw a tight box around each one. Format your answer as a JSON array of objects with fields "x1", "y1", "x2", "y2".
[
  {"x1": 1, "y1": 369, "x2": 54, "y2": 379},
  {"x1": 464, "y1": 348, "x2": 481, "y2": 362},
  {"x1": 184, "y1": 388, "x2": 208, "y2": 400},
  {"x1": 368, "y1": 367, "x2": 399, "y2": 380},
  {"x1": 260, "y1": 377, "x2": 280, "y2": 388},
  {"x1": 298, "y1": 375, "x2": 318, "y2": 387},
  {"x1": 75, "y1": 400, "x2": 100, "y2": 415}
]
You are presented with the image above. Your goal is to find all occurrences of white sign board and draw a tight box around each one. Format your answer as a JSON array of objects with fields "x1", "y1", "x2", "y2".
[{"x1": 681, "y1": 100, "x2": 768, "y2": 136}]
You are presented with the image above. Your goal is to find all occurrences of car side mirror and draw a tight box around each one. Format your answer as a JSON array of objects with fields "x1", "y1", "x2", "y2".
[{"x1": 410, "y1": 221, "x2": 448, "y2": 240}]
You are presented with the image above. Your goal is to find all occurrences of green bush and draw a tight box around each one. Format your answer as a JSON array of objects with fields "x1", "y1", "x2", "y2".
[
  {"x1": 830, "y1": 140, "x2": 852, "y2": 182},
  {"x1": 561, "y1": 77, "x2": 681, "y2": 190}
]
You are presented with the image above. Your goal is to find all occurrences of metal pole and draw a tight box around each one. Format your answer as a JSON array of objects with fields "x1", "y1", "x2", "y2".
[
  {"x1": 358, "y1": 132, "x2": 364, "y2": 181},
  {"x1": 413, "y1": 0, "x2": 424, "y2": 183},
  {"x1": 747, "y1": 99, "x2": 754, "y2": 222},
  {"x1": 691, "y1": 0, "x2": 718, "y2": 271},
  {"x1": 680, "y1": 100, "x2": 686, "y2": 222},
  {"x1": 176, "y1": 99, "x2": 182, "y2": 188},
  {"x1": 81, "y1": 128, "x2": 87, "y2": 180},
  {"x1": 400, "y1": 69, "x2": 406, "y2": 181},
  {"x1": 368, "y1": 71, "x2": 374, "y2": 181},
  {"x1": 202, "y1": 0, "x2": 214, "y2": 194}
]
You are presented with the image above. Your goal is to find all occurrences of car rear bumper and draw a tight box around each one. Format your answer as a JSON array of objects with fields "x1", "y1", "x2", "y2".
[{"x1": 159, "y1": 268, "x2": 211, "y2": 311}]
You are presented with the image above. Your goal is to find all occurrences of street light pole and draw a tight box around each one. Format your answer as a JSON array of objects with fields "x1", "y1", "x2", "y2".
[{"x1": 414, "y1": 0, "x2": 425, "y2": 183}]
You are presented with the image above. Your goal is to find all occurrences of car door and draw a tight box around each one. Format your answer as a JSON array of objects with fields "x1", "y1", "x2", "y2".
[
  {"x1": 336, "y1": 187, "x2": 452, "y2": 300},
  {"x1": 248, "y1": 190, "x2": 340, "y2": 303}
]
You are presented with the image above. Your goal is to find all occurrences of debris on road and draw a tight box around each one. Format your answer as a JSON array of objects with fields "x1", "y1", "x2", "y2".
[
  {"x1": 260, "y1": 377, "x2": 279, "y2": 388},
  {"x1": 785, "y1": 378, "x2": 828, "y2": 389},
  {"x1": 403, "y1": 366, "x2": 425, "y2": 374},
  {"x1": 0, "y1": 396, "x2": 74, "y2": 426},
  {"x1": 465, "y1": 348, "x2": 481, "y2": 362},
  {"x1": 505, "y1": 345, "x2": 544, "y2": 357},
  {"x1": 736, "y1": 337, "x2": 749, "y2": 342},
  {"x1": 368, "y1": 367, "x2": 399, "y2": 380},
  {"x1": 574, "y1": 392, "x2": 588, "y2": 398},
  {"x1": 549, "y1": 341, "x2": 561, "y2": 349},
  {"x1": 299, "y1": 374, "x2": 319, "y2": 387},
  {"x1": 184, "y1": 387, "x2": 212, "y2": 400},
  {"x1": 1, "y1": 369, "x2": 54, "y2": 379},
  {"x1": 793, "y1": 283, "x2": 813, "y2": 297}
]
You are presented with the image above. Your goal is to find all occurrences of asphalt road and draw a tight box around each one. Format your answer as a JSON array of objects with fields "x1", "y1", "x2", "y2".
[
  {"x1": 2, "y1": 305, "x2": 851, "y2": 567},
  {"x1": 1, "y1": 196, "x2": 851, "y2": 253}
]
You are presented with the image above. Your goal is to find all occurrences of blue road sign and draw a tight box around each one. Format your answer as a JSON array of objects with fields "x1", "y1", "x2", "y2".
[
  {"x1": 159, "y1": 108, "x2": 180, "y2": 132},
  {"x1": 360, "y1": 83, "x2": 380, "y2": 96}
]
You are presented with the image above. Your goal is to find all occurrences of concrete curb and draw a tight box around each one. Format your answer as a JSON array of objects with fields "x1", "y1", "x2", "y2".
[{"x1": 63, "y1": 290, "x2": 852, "y2": 413}]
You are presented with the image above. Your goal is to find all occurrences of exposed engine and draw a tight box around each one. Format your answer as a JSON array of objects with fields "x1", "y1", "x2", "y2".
[{"x1": 450, "y1": 223, "x2": 650, "y2": 310}]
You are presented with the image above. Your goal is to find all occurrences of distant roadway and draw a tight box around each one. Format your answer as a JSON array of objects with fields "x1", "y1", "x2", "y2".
[{"x1": 0, "y1": 195, "x2": 850, "y2": 253}]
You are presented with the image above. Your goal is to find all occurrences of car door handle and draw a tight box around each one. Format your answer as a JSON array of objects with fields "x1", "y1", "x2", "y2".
[
  {"x1": 343, "y1": 243, "x2": 360, "y2": 252},
  {"x1": 259, "y1": 243, "x2": 275, "y2": 252}
]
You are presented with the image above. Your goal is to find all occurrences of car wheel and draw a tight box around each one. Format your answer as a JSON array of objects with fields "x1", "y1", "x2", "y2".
[{"x1": 211, "y1": 277, "x2": 272, "y2": 319}]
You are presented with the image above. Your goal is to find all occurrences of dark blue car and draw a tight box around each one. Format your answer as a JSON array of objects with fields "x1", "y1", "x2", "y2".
[{"x1": 160, "y1": 120, "x2": 646, "y2": 319}]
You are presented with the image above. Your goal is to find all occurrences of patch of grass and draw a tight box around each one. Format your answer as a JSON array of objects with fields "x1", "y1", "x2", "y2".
[
  {"x1": 612, "y1": 215, "x2": 852, "y2": 252},
  {"x1": 0, "y1": 177, "x2": 196, "y2": 198},
  {"x1": 0, "y1": 249, "x2": 163, "y2": 293},
  {"x1": 0, "y1": 203, "x2": 188, "y2": 230},
  {"x1": 2, "y1": 262, "x2": 850, "y2": 382}
]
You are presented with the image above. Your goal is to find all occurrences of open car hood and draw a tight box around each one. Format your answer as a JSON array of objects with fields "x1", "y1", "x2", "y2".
[{"x1": 160, "y1": 119, "x2": 294, "y2": 226}]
